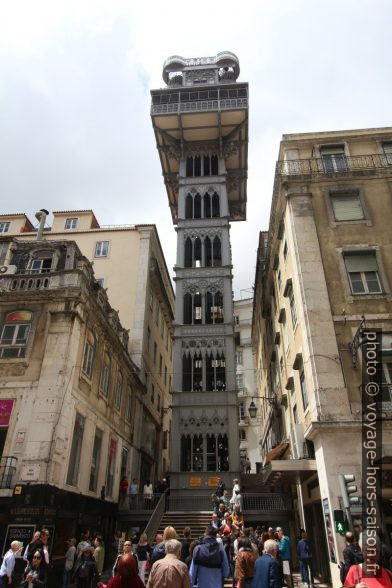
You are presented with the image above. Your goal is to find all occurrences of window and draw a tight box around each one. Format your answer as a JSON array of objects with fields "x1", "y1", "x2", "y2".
[
  {"x1": 66, "y1": 413, "x2": 85, "y2": 486},
  {"x1": 146, "y1": 327, "x2": 151, "y2": 353},
  {"x1": 114, "y1": 372, "x2": 123, "y2": 411},
  {"x1": 153, "y1": 342, "x2": 157, "y2": 364},
  {"x1": 95, "y1": 278, "x2": 104, "y2": 287},
  {"x1": 382, "y1": 142, "x2": 392, "y2": 165},
  {"x1": 344, "y1": 252, "x2": 382, "y2": 294},
  {"x1": 106, "y1": 438, "x2": 117, "y2": 497},
  {"x1": 283, "y1": 241, "x2": 288, "y2": 260},
  {"x1": 155, "y1": 302, "x2": 159, "y2": 325},
  {"x1": 157, "y1": 394, "x2": 161, "y2": 412},
  {"x1": 99, "y1": 352, "x2": 111, "y2": 396},
  {"x1": 238, "y1": 401, "x2": 245, "y2": 421},
  {"x1": 89, "y1": 427, "x2": 102, "y2": 492},
  {"x1": 234, "y1": 315, "x2": 240, "y2": 326},
  {"x1": 239, "y1": 429, "x2": 247, "y2": 441},
  {"x1": 0, "y1": 222, "x2": 10, "y2": 233},
  {"x1": 94, "y1": 241, "x2": 109, "y2": 257},
  {"x1": 330, "y1": 191, "x2": 365, "y2": 221},
  {"x1": 151, "y1": 383, "x2": 155, "y2": 404},
  {"x1": 236, "y1": 373, "x2": 244, "y2": 389},
  {"x1": 82, "y1": 329, "x2": 95, "y2": 378},
  {"x1": 159, "y1": 354, "x2": 163, "y2": 375},
  {"x1": 235, "y1": 351, "x2": 243, "y2": 365},
  {"x1": 300, "y1": 369, "x2": 309, "y2": 410},
  {"x1": 126, "y1": 393, "x2": 132, "y2": 422},
  {"x1": 64, "y1": 218, "x2": 78, "y2": 230},
  {"x1": 381, "y1": 334, "x2": 392, "y2": 405},
  {"x1": 289, "y1": 289, "x2": 297, "y2": 328},
  {"x1": 293, "y1": 403, "x2": 298, "y2": 424},
  {"x1": 320, "y1": 145, "x2": 347, "y2": 172},
  {"x1": 0, "y1": 242, "x2": 8, "y2": 265},
  {"x1": 277, "y1": 270, "x2": 282, "y2": 290},
  {"x1": 149, "y1": 290, "x2": 153, "y2": 310},
  {"x1": 164, "y1": 365, "x2": 167, "y2": 387},
  {"x1": 0, "y1": 310, "x2": 32, "y2": 358},
  {"x1": 30, "y1": 251, "x2": 53, "y2": 273}
]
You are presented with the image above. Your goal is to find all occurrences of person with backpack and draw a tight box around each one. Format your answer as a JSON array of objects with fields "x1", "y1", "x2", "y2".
[
  {"x1": 340, "y1": 531, "x2": 364, "y2": 584},
  {"x1": 63, "y1": 538, "x2": 77, "y2": 588},
  {"x1": 297, "y1": 530, "x2": 312, "y2": 588},
  {"x1": 190, "y1": 526, "x2": 229, "y2": 588},
  {"x1": 72, "y1": 545, "x2": 99, "y2": 588}
]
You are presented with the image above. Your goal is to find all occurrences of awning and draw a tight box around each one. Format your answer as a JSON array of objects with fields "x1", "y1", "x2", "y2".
[
  {"x1": 262, "y1": 459, "x2": 317, "y2": 485},
  {"x1": 263, "y1": 442, "x2": 289, "y2": 466}
]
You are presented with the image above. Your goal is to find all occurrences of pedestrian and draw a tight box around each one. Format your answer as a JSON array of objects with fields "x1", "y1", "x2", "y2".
[
  {"x1": 113, "y1": 540, "x2": 137, "y2": 576},
  {"x1": 234, "y1": 536, "x2": 257, "y2": 588},
  {"x1": 277, "y1": 528, "x2": 292, "y2": 588},
  {"x1": 23, "y1": 532, "x2": 41, "y2": 562},
  {"x1": 77, "y1": 530, "x2": 92, "y2": 559},
  {"x1": 211, "y1": 513, "x2": 220, "y2": 530},
  {"x1": 143, "y1": 481, "x2": 153, "y2": 509},
  {"x1": 340, "y1": 531, "x2": 364, "y2": 584},
  {"x1": 184, "y1": 541, "x2": 199, "y2": 570},
  {"x1": 211, "y1": 493, "x2": 221, "y2": 513},
  {"x1": 221, "y1": 489, "x2": 231, "y2": 512},
  {"x1": 234, "y1": 489, "x2": 244, "y2": 512},
  {"x1": 0, "y1": 540, "x2": 23, "y2": 587},
  {"x1": 26, "y1": 529, "x2": 50, "y2": 567},
  {"x1": 233, "y1": 505, "x2": 244, "y2": 532},
  {"x1": 63, "y1": 538, "x2": 77, "y2": 588},
  {"x1": 72, "y1": 545, "x2": 99, "y2": 588},
  {"x1": 129, "y1": 479, "x2": 139, "y2": 510},
  {"x1": 119, "y1": 476, "x2": 129, "y2": 508},
  {"x1": 94, "y1": 536, "x2": 105, "y2": 578},
  {"x1": 344, "y1": 532, "x2": 390, "y2": 587},
  {"x1": 245, "y1": 458, "x2": 251, "y2": 474},
  {"x1": 297, "y1": 530, "x2": 312, "y2": 588},
  {"x1": 107, "y1": 553, "x2": 144, "y2": 588},
  {"x1": 216, "y1": 477, "x2": 226, "y2": 498},
  {"x1": 180, "y1": 528, "x2": 192, "y2": 563},
  {"x1": 231, "y1": 479, "x2": 241, "y2": 506},
  {"x1": 21, "y1": 549, "x2": 48, "y2": 587},
  {"x1": 136, "y1": 533, "x2": 151, "y2": 585},
  {"x1": 253, "y1": 539, "x2": 281, "y2": 588},
  {"x1": 190, "y1": 526, "x2": 230, "y2": 587},
  {"x1": 147, "y1": 539, "x2": 190, "y2": 588},
  {"x1": 150, "y1": 527, "x2": 177, "y2": 567}
]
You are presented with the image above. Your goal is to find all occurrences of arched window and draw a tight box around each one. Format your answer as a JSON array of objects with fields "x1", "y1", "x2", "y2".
[
  {"x1": 192, "y1": 434, "x2": 203, "y2": 471},
  {"x1": 186, "y1": 157, "x2": 193, "y2": 177},
  {"x1": 114, "y1": 371, "x2": 123, "y2": 411},
  {"x1": 181, "y1": 435, "x2": 191, "y2": 471},
  {"x1": 182, "y1": 354, "x2": 192, "y2": 391},
  {"x1": 206, "y1": 352, "x2": 226, "y2": 391},
  {"x1": 182, "y1": 352, "x2": 203, "y2": 392},
  {"x1": 82, "y1": 329, "x2": 96, "y2": 378},
  {"x1": 185, "y1": 194, "x2": 193, "y2": 219},
  {"x1": 203, "y1": 155, "x2": 211, "y2": 176},
  {"x1": 205, "y1": 291, "x2": 224, "y2": 324},
  {"x1": 218, "y1": 434, "x2": 229, "y2": 471},
  {"x1": 211, "y1": 155, "x2": 218, "y2": 175},
  {"x1": 204, "y1": 193, "x2": 211, "y2": 218},
  {"x1": 184, "y1": 238, "x2": 192, "y2": 268},
  {"x1": 0, "y1": 310, "x2": 32, "y2": 358},
  {"x1": 205, "y1": 237, "x2": 212, "y2": 267},
  {"x1": 99, "y1": 352, "x2": 111, "y2": 396},
  {"x1": 213, "y1": 236, "x2": 222, "y2": 266},
  {"x1": 194, "y1": 156, "x2": 201, "y2": 177},
  {"x1": 183, "y1": 293, "x2": 192, "y2": 325},
  {"x1": 194, "y1": 194, "x2": 201, "y2": 219},
  {"x1": 194, "y1": 237, "x2": 202, "y2": 267},
  {"x1": 194, "y1": 291, "x2": 202, "y2": 324},
  {"x1": 212, "y1": 193, "x2": 220, "y2": 217},
  {"x1": 206, "y1": 434, "x2": 217, "y2": 471}
]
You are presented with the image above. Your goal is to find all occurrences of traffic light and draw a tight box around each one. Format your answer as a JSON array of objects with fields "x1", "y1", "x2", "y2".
[
  {"x1": 334, "y1": 509, "x2": 346, "y2": 534},
  {"x1": 339, "y1": 473, "x2": 360, "y2": 509}
]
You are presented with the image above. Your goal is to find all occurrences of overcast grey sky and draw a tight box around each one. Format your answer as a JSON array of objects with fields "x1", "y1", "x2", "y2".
[{"x1": 1, "y1": 0, "x2": 391, "y2": 297}]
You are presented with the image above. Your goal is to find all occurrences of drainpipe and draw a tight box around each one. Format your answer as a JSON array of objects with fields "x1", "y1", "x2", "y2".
[{"x1": 35, "y1": 209, "x2": 49, "y2": 240}]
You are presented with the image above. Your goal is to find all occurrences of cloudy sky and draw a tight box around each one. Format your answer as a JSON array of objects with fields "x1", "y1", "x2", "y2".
[{"x1": 0, "y1": 0, "x2": 391, "y2": 297}]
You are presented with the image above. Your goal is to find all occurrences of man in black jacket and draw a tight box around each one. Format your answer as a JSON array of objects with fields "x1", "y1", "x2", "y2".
[{"x1": 341, "y1": 532, "x2": 363, "y2": 583}]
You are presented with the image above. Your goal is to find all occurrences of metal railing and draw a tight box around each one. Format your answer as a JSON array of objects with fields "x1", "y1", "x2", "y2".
[
  {"x1": 119, "y1": 493, "x2": 163, "y2": 513},
  {"x1": 0, "y1": 456, "x2": 17, "y2": 489},
  {"x1": 276, "y1": 154, "x2": 392, "y2": 178},
  {"x1": 151, "y1": 97, "x2": 248, "y2": 115},
  {"x1": 144, "y1": 491, "x2": 168, "y2": 543},
  {"x1": 167, "y1": 492, "x2": 291, "y2": 512}
]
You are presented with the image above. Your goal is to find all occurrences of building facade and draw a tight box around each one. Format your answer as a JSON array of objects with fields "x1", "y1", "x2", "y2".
[
  {"x1": 0, "y1": 237, "x2": 148, "y2": 558},
  {"x1": 150, "y1": 52, "x2": 248, "y2": 491},
  {"x1": 234, "y1": 297, "x2": 262, "y2": 473},
  {"x1": 0, "y1": 210, "x2": 174, "y2": 484},
  {"x1": 253, "y1": 127, "x2": 392, "y2": 585}
]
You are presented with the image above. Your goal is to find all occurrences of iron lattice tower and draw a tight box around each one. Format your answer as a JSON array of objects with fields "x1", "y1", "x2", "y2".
[{"x1": 151, "y1": 52, "x2": 248, "y2": 492}]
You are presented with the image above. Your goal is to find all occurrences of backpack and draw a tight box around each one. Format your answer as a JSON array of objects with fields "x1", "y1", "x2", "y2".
[{"x1": 194, "y1": 539, "x2": 223, "y2": 569}]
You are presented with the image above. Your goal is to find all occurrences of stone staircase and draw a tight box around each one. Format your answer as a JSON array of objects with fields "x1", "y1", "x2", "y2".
[{"x1": 156, "y1": 511, "x2": 233, "y2": 587}]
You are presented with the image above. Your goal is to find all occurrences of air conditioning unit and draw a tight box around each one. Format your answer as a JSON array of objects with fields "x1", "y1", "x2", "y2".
[{"x1": 0, "y1": 265, "x2": 17, "y2": 275}]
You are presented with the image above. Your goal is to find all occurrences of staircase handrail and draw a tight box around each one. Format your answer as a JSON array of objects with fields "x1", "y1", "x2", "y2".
[{"x1": 144, "y1": 490, "x2": 168, "y2": 543}]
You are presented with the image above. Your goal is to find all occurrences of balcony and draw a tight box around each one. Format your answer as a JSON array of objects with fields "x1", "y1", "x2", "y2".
[
  {"x1": 237, "y1": 387, "x2": 249, "y2": 397},
  {"x1": 0, "y1": 456, "x2": 17, "y2": 489},
  {"x1": 276, "y1": 154, "x2": 392, "y2": 180}
]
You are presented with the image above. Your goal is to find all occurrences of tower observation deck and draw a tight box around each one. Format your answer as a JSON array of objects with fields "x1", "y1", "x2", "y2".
[{"x1": 151, "y1": 52, "x2": 248, "y2": 492}]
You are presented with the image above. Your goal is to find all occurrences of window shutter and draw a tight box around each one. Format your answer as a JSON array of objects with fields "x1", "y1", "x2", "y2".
[
  {"x1": 320, "y1": 145, "x2": 345, "y2": 155},
  {"x1": 331, "y1": 194, "x2": 364, "y2": 221},
  {"x1": 344, "y1": 253, "x2": 378, "y2": 272}
]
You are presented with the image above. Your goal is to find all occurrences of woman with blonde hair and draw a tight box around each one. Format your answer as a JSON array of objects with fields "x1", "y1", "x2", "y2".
[
  {"x1": 135, "y1": 533, "x2": 151, "y2": 585},
  {"x1": 150, "y1": 527, "x2": 178, "y2": 567}
]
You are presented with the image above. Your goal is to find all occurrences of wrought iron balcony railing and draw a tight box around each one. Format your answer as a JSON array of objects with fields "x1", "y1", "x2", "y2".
[
  {"x1": 0, "y1": 456, "x2": 17, "y2": 489},
  {"x1": 276, "y1": 154, "x2": 392, "y2": 178}
]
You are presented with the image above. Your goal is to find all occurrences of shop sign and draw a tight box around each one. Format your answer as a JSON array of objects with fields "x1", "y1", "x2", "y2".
[
  {"x1": 208, "y1": 477, "x2": 220, "y2": 487},
  {"x1": 2, "y1": 524, "x2": 36, "y2": 556},
  {"x1": 20, "y1": 464, "x2": 40, "y2": 481},
  {"x1": 0, "y1": 399, "x2": 15, "y2": 427},
  {"x1": 189, "y1": 477, "x2": 202, "y2": 487}
]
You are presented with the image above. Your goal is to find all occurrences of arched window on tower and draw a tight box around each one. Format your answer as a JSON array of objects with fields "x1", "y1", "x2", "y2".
[
  {"x1": 213, "y1": 236, "x2": 222, "y2": 266},
  {"x1": 205, "y1": 236, "x2": 212, "y2": 267},
  {"x1": 218, "y1": 434, "x2": 229, "y2": 471},
  {"x1": 186, "y1": 157, "x2": 193, "y2": 177},
  {"x1": 182, "y1": 351, "x2": 203, "y2": 392},
  {"x1": 185, "y1": 194, "x2": 193, "y2": 219},
  {"x1": 182, "y1": 354, "x2": 192, "y2": 391},
  {"x1": 204, "y1": 193, "x2": 211, "y2": 218},
  {"x1": 194, "y1": 194, "x2": 201, "y2": 219},
  {"x1": 183, "y1": 293, "x2": 192, "y2": 325},
  {"x1": 194, "y1": 156, "x2": 201, "y2": 177},
  {"x1": 192, "y1": 434, "x2": 203, "y2": 471},
  {"x1": 184, "y1": 237, "x2": 192, "y2": 268},
  {"x1": 205, "y1": 291, "x2": 224, "y2": 324},
  {"x1": 206, "y1": 434, "x2": 217, "y2": 471},
  {"x1": 211, "y1": 155, "x2": 218, "y2": 175},
  {"x1": 206, "y1": 352, "x2": 226, "y2": 391},
  {"x1": 181, "y1": 435, "x2": 191, "y2": 471},
  {"x1": 193, "y1": 291, "x2": 202, "y2": 324},
  {"x1": 212, "y1": 192, "x2": 220, "y2": 217},
  {"x1": 194, "y1": 237, "x2": 202, "y2": 267},
  {"x1": 203, "y1": 155, "x2": 211, "y2": 176}
]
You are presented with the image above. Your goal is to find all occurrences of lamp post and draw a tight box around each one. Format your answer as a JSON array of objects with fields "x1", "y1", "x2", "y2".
[{"x1": 248, "y1": 396, "x2": 275, "y2": 419}]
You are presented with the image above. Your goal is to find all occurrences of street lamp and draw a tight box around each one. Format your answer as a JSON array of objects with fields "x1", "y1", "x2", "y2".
[{"x1": 248, "y1": 396, "x2": 275, "y2": 419}]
